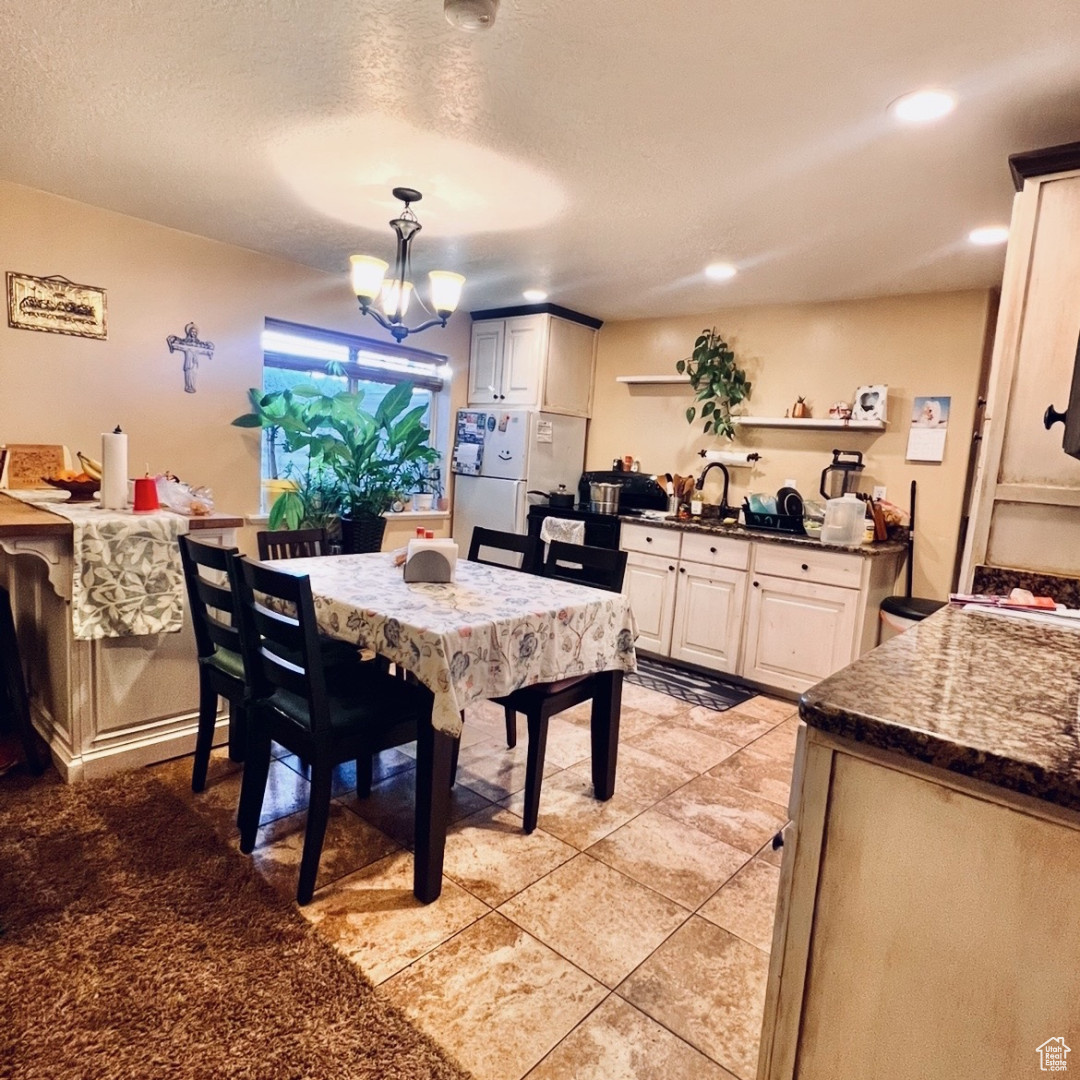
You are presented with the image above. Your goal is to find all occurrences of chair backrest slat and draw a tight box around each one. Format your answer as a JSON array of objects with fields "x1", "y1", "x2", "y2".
[
  {"x1": 541, "y1": 541, "x2": 628, "y2": 593},
  {"x1": 180, "y1": 536, "x2": 241, "y2": 661},
  {"x1": 467, "y1": 526, "x2": 540, "y2": 573},
  {"x1": 232, "y1": 556, "x2": 333, "y2": 735},
  {"x1": 257, "y1": 527, "x2": 329, "y2": 561}
]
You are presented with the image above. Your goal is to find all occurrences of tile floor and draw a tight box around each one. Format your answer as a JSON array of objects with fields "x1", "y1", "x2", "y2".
[{"x1": 153, "y1": 682, "x2": 798, "y2": 1080}]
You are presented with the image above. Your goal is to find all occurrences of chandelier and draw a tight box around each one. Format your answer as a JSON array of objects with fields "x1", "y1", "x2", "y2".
[{"x1": 349, "y1": 187, "x2": 465, "y2": 342}]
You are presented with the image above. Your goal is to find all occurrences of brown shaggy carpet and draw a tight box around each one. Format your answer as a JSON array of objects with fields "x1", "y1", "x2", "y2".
[{"x1": 0, "y1": 768, "x2": 472, "y2": 1080}]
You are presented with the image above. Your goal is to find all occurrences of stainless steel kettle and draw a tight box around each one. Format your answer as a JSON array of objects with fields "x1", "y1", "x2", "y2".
[{"x1": 819, "y1": 449, "x2": 865, "y2": 500}]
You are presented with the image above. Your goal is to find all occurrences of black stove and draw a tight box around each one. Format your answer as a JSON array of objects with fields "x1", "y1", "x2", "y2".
[{"x1": 527, "y1": 471, "x2": 667, "y2": 549}]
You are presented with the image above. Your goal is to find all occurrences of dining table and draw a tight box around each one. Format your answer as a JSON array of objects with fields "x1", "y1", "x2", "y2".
[{"x1": 266, "y1": 551, "x2": 638, "y2": 902}]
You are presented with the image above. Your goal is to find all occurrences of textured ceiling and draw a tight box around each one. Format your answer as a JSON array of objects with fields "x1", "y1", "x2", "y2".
[{"x1": 1, "y1": 0, "x2": 1078, "y2": 320}]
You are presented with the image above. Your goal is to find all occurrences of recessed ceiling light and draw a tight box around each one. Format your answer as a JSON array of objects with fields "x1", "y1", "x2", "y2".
[
  {"x1": 890, "y1": 89, "x2": 956, "y2": 124},
  {"x1": 705, "y1": 262, "x2": 737, "y2": 281},
  {"x1": 968, "y1": 225, "x2": 1009, "y2": 246},
  {"x1": 522, "y1": 288, "x2": 548, "y2": 302}
]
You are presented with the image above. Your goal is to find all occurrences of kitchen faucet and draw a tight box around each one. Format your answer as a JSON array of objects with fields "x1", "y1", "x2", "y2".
[{"x1": 695, "y1": 461, "x2": 730, "y2": 510}]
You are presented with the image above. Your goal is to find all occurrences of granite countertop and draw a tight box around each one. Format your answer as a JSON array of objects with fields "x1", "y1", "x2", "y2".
[
  {"x1": 800, "y1": 604, "x2": 1080, "y2": 811},
  {"x1": 621, "y1": 513, "x2": 908, "y2": 559}
]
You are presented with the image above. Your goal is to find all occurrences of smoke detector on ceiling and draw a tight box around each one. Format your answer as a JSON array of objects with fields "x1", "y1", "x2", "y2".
[{"x1": 444, "y1": 0, "x2": 499, "y2": 31}]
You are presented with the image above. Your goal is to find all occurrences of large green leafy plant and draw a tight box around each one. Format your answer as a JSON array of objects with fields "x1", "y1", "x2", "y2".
[
  {"x1": 676, "y1": 328, "x2": 751, "y2": 440},
  {"x1": 233, "y1": 381, "x2": 438, "y2": 522}
]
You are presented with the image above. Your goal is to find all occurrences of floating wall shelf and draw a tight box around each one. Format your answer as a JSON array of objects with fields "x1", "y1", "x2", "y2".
[
  {"x1": 615, "y1": 374, "x2": 690, "y2": 384},
  {"x1": 733, "y1": 417, "x2": 887, "y2": 431}
]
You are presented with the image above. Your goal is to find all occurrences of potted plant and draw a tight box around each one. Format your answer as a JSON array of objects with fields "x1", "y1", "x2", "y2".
[
  {"x1": 268, "y1": 463, "x2": 347, "y2": 542},
  {"x1": 791, "y1": 395, "x2": 810, "y2": 418},
  {"x1": 233, "y1": 381, "x2": 438, "y2": 553},
  {"x1": 676, "y1": 328, "x2": 751, "y2": 440}
]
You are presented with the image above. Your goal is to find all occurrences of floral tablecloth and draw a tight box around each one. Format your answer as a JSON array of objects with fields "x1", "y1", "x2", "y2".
[
  {"x1": 27, "y1": 498, "x2": 190, "y2": 640},
  {"x1": 269, "y1": 553, "x2": 638, "y2": 737}
]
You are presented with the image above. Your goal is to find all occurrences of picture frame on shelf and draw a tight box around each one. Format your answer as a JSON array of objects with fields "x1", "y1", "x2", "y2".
[{"x1": 851, "y1": 384, "x2": 887, "y2": 422}]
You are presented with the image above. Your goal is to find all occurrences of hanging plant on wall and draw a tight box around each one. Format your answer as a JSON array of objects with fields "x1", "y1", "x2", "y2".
[{"x1": 677, "y1": 328, "x2": 751, "y2": 440}]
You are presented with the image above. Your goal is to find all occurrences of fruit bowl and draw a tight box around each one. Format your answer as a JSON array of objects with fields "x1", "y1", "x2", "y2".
[{"x1": 41, "y1": 475, "x2": 101, "y2": 501}]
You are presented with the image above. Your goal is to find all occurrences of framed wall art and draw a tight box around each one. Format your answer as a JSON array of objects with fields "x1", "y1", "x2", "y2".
[
  {"x1": 6, "y1": 272, "x2": 108, "y2": 339},
  {"x1": 851, "y1": 384, "x2": 888, "y2": 422}
]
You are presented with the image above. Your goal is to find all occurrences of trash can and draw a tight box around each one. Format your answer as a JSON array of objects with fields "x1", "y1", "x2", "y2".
[{"x1": 879, "y1": 594, "x2": 945, "y2": 642}]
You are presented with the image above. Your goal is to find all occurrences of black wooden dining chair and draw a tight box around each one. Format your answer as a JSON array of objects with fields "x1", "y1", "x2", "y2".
[
  {"x1": 496, "y1": 541, "x2": 629, "y2": 832},
  {"x1": 467, "y1": 526, "x2": 541, "y2": 573},
  {"x1": 256, "y1": 526, "x2": 330, "y2": 561},
  {"x1": 232, "y1": 556, "x2": 436, "y2": 905},
  {"x1": 179, "y1": 535, "x2": 248, "y2": 792}
]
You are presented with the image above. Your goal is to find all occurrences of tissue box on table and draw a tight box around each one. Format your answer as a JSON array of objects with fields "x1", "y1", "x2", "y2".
[{"x1": 403, "y1": 538, "x2": 458, "y2": 583}]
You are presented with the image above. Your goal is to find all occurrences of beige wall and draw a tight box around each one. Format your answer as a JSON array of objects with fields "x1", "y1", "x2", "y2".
[
  {"x1": 0, "y1": 181, "x2": 469, "y2": 552},
  {"x1": 588, "y1": 291, "x2": 994, "y2": 599}
]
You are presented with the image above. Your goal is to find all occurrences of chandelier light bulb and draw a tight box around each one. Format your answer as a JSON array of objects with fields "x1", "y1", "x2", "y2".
[
  {"x1": 429, "y1": 271, "x2": 466, "y2": 316},
  {"x1": 350, "y1": 255, "x2": 388, "y2": 303},
  {"x1": 380, "y1": 279, "x2": 414, "y2": 320}
]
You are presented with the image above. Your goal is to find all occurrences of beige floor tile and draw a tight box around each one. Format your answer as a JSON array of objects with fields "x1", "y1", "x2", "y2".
[
  {"x1": 621, "y1": 682, "x2": 694, "y2": 718},
  {"x1": 524, "y1": 995, "x2": 740, "y2": 1080},
  {"x1": 278, "y1": 746, "x2": 415, "y2": 796},
  {"x1": 442, "y1": 804, "x2": 577, "y2": 906},
  {"x1": 500, "y1": 767, "x2": 649, "y2": 850},
  {"x1": 587, "y1": 808, "x2": 750, "y2": 910},
  {"x1": 730, "y1": 695, "x2": 798, "y2": 723},
  {"x1": 619, "y1": 917, "x2": 770, "y2": 1079},
  {"x1": 182, "y1": 757, "x2": 311, "y2": 837},
  {"x1": 538, "y1": 716, "x2": 595, "y2": 769},
  {"x1": 350, "y1": 766, "x2": 493, "y2": 848},
  {"x1": 499, "y1": 854, "x2": 688, "y2": 988},
  {"x1": 454, "y1": 740, "x2": 563, "y2": 803},
  {"x1": 707, "y1": 743, "x2": 793, "y2": 807},
  {"x1": 553, "y1": 744, "x2": 696, "y2": 806},
  {"x1": 627, "y1": 720, "x2": 741, "y2": 773},
  {"x1": 681, "y1": 704, "x2": 776, "y2": 746},
  {"x1": 558, "y1": 702, "x2": 669, "y2": 741},
  {"x1": 654, "y1": 773, "x2": 787, "y2": 855},
  {"x1": 751, "y1": 716, "x2": 801, "y2": 758},
  {"x1": 698, "y1": 858, "x2": 782, "y2": 953},
  {"x1": 380, "y1": 912, "x2": 606, "y2": 1080},
  {"x1": 302, "y1": 850, "x2": 490, "y2": 984},
  {"x1": 250, "y1": 800, "x2": 400, "y2": 899}
]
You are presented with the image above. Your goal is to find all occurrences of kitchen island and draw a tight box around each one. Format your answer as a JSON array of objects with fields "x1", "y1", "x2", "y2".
[
  {"x1": 758, "y1": 604, "x2": 1080, "y2": 1079},
  {"x1": 619, "y1": 515, "x2": 907, "y2": 694},
  {"x1": 0, "y1": 493, "x2": 242, "y2": 779}
]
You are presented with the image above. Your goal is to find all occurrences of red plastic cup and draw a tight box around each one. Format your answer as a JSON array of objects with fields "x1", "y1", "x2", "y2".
[{"x1": 132, "y1": 477, "x2": 159, "y2": 512}]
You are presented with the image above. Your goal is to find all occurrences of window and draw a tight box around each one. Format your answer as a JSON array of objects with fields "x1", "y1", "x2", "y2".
[{"x1": 260, "y1": 318, "x2": 447, "y2": 486}]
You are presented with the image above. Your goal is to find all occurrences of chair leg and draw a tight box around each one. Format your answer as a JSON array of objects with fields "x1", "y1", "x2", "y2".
[
  {"x1": 191, "y1": 677, "x2": 218, "y2": 793},
  {"x1": 504, "y1": 706, "x2": 518, "y2": 748},
  {"x1": 450, "y1": 735, "x2": 461, "y2": 789},
  {"x1": 522, "y1": 708, "x2": 551, "y2": 835},
  {"x1": 237, "y1": 725, "x2": 273, "y2": 853},
  {"x1": 356, "y1": 752, "x2": 373, "y2": 799},
  {"x1": 297, "y1": 761, "x2": 333, "y2": 905},
  {"x1": 227, "y1": 698, "x2": 247, "y2": 763}
]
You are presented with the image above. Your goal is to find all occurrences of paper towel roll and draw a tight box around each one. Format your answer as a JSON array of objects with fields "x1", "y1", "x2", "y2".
[
  {"x1": 100, "y1": 428, "x2": 129, "y2": 509},
  {"x1": 702, "y1": 449, "x2": 761, "y2": 467}
]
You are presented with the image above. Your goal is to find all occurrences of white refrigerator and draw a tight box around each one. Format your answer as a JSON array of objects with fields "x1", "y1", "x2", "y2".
[{"x1": 451, "y1": 408, "x2": 587, "y2": 556}]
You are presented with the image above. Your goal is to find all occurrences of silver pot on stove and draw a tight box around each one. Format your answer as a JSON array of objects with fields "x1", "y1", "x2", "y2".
[{"x1": 589, "y1": 481, "x2": 621, "y2": 514}]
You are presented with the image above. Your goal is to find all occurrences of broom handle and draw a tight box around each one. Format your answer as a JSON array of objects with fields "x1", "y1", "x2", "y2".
[{"x1": 906, "y1": 479, "x2": 917, "y2": 598}]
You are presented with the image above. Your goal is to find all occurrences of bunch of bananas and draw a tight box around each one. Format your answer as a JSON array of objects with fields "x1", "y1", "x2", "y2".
[{"x1": 76, "y1": 452, "x2": 104, "y2": 480}]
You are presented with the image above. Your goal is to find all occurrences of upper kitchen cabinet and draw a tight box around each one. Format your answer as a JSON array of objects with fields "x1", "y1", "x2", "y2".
[
  {"x1": 467, "y1": 305, "x2": 602, "y2": 417},
  {"x1": 961, "y1": 141, "x2": 1080, "y2": 586}
]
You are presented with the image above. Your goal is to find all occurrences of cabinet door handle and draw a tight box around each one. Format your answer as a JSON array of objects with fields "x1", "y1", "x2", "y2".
[
  {"x1": 753, "y1": 580, "x2": 760, "y2": 587},
  {"x1": 709, "y1": 546, "x2": 717, "y2": 553},
  {"x1": 668, "y1": 564, "x2": 675, "y2": 571},
  {"x1": 645, "y1": 536, "x2": 653, "y2": 543},
  {"x1": 801, "y1": 563, "x2": 809, "y2": 571},
  {"x1": 679, "y1": 567, "x2": 686, "y2": 574}
]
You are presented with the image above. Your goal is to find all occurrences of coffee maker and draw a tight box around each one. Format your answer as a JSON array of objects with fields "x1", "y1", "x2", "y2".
[{"x1": 819, "y1": 449, "x2": 865, "y2": 500}]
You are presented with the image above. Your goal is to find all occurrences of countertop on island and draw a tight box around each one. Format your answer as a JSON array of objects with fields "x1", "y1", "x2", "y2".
[
  {"x1": 621, "y1": 513, "x2": 909, "y2": 559},
  {"x1": 800, "y1": 604, "x2": 1080, "y2": 811},
  {"x1": 0, "y1": 491, "x2": 244, "y2": 534}
]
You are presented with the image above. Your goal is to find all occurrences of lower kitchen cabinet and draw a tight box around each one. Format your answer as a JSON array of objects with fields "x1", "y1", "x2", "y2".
[
  {"x1": 741, "y1": 574, "x2": 859, "y2": 694},
  {"x1": 624, "y1": 550, "x2": 677, "y2": 654},
  {"x1": 670, "y1": 561, "x2": 746, "y2": 673},
  {"x1": 620, "y1": 522, "x2": 903, "y2": 695}
]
